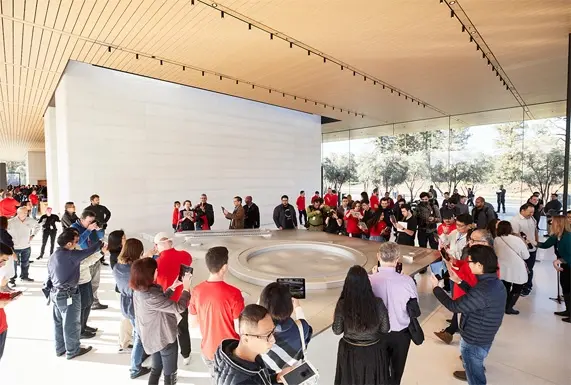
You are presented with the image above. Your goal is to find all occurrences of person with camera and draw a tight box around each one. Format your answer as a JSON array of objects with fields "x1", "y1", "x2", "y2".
[
  {"x1": 415, "y1": 192, "x2": 441, "y2": 250},
  {"x1": 131, "y1": 258, "x2": 192, "y2": 385},
  {"x1": 196, "y1": 194, "x2": 215, "y2": 230},
  {"x1": 214, "y1": 304, "x2": 293, "y2": 385},
  {"x1": 154, "y1": 232, "x2": 193, "y2": 365},
  {"x1": 71, "y1": 210, "x2": 107, "y2": 335},
  {"x1": 224, "y1": 196, "x2": 245, "y2": 230},
  {"x1": 306, "y1": 198, "x2": 329, "y2": 232},
  {"x1": 179, "y1": 200, "x2": 196, "y2": 231},
  {"x1": 493, "y1": 221, "x2": 529, "y2": 315},
  {"x1": 48, "y1": 228, "x2": 104, "y2": 359},
  {"x1": 259, "y1": 282, "x2": 313, "y2": 372},
  {"x1": 325, "y1": 209, "x2": 344, "y2": 235},
  {"x1": 510, "y1": 203, "x2": 538, "y2": 297}
]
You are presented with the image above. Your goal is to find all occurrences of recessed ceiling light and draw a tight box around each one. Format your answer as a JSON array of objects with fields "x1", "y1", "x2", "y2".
[
  {"x1": 450, "y1": 1, "x2": 456, "y2": 4},
  {"x1": 471, "y1": 30, "x2": 477, "y2": 34}
]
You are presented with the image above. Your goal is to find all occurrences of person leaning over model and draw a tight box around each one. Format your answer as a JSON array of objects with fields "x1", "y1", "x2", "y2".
[
  {"x1": 537, "y1": 215, "x2": 571, "y2": 323},
  {"x1": 369, "y1": 242, "x2": 419, "y2": 385},
  {"x1": 259, "y1": 282, "x2": 313, "y2": 372},
  {"x1": 431, "y1": 245, "x2": 506, "y2": 385},
  {"x1": 493, "y1": 221, "x2": 529, "y2": 315},
  {"x1": 131, "y1": 257, "x2": 192, "y2": 385},
  {"x1": 333, "y1": 265, "x2": 390, "y2": 385},
  {"x1": 47, "y1": 228, "x2": 104, "y2": 359}
]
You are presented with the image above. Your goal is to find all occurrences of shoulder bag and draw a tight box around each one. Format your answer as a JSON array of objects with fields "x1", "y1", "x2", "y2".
[{"x1": 294, "y1": 320, "x2": 319, "y2": 385}]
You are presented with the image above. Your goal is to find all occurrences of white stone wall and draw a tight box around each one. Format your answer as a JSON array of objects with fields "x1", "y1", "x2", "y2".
[
  {"x1": 44, "y1": 107, "x2": 61, "y2": 211},
  {"x1": 53, "y1": 61, "x2": 321, "y2": 233},
  {"x1": 26, "y1": 151, "x2": 46, "y2": 185}
]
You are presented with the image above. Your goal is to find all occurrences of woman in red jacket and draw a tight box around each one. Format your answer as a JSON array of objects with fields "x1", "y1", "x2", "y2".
[{"x1": 344, "y1": 201, "x2": 363, "y2": 238}]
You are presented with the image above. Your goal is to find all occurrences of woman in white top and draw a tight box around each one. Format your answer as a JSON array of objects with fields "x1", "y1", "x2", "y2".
[{"x1": 493, "y1": 221, "x2": 529, "y2": 315}]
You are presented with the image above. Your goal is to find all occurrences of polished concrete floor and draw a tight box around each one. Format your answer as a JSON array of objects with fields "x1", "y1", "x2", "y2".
[{"x1": 1, "y1": 237, "x2": 569, "y2": 385}]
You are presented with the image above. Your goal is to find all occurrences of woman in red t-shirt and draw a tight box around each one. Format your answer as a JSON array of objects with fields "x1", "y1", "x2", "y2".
[
  {"x1": 344, "y1": 201, "x2": 363, "y2": 238},
  {"x1": 172, "y1": 201, "x2": 180, "y2": 232},
  {"x1": 366, "y1": 211, "x2": 388, "y2": 242}
]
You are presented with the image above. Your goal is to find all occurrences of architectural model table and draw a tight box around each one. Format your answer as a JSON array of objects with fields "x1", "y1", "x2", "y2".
[{"x1": 142, "y1": 229, "x2": 440, "y2": 333}]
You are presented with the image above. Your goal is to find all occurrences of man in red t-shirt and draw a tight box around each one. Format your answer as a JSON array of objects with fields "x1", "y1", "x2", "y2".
[
  {"x1": 154, "y1": 232, "x2": 193, "y2": 365},
  {"x1": 29, "y1": 189, "x2": 39, "y2": 219},
  {"x1": 0, "y1": 192, "x2": 19, "y2": 218},
  {"x1": 189, "y1": 246, "x2": 244, "y2": 378},
  {"x1": 370, "y1": 188, "x2": 380, "y2": 211},
  {"x1": 311, "y1": 191, "x2": 320, "y2": 204},
  {"x1": 296, "y1": 191, "x2": 307, "y2": 226},
  {"x1": 324, "y1": 188, "x2": 335, "y2": 208}
]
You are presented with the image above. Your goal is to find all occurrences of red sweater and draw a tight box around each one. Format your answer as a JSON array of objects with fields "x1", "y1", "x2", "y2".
[
  {"x1": 452, "y1": 259, "x2": 501, "y2": 300},
  {"x1": 370, "y1": 195, "x2": 379, "y2": 210},
  {"x1": 29, "y1": 194, "x2": 39, "y2": 205},
  {"x1": 156, "y1": 248, "x2": 192, "y2": 301},
  {"x1": 0, "y1": 309, "x2": 6, "y2": 334},
  {"x1": 296, "y1": 196, "x2": 306, "y2": 211},
  {"x1": 369, "y1": 220, "x2": 387, "y2": 237},
  {"x1": 324, "y1": 193, "x2": 336, "y2": 208},
  {"x1": 172, "y1": 208, "x2": 179, "y2": 226},
  {"x1": 344, "y1": 210, "x2": 361, "y2": 235},
  {"x1": 311, "y1": 195, "x2": 320, "y2": 204}
]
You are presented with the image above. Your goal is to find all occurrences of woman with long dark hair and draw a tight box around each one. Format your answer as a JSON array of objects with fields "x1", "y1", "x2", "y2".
[
  {"x1": 344, "y1": 201, "x2": 363, "y2": 238},
  {"x1": 538, "y1": 216, "x2": 571, "y2": 323},
  {"x1": 131, "y1": 258, "x2": 191, "y2": 385},
  {"x1": 114, "y1": 238, "x2": 149, "y2": 378},
  {"x1": 333, "y1": 265, "x2": 390, "y2": 384}
]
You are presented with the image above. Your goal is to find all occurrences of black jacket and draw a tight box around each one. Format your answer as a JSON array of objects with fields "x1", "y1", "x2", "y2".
[
  {"x1": 243, "y1": 203, "x2": 260, "y2": 229},
  {"x1": 433, "y1": 273, "x2": 506, "y2": 346},
  {"x1": 214, "y1": 339, "x2": 278, "y2": 385},
  {"x1": 61, "y1": 212, "x2": 79, "y2": 229},
  {"x1": 0, "y1": 229, "x2": 14, "y2": 249},
  {"x1": 38, "y1": 214, "x2": 60, "y2": 231},
  {"x1": 544, "y1": 199, "x2": 562, "y2": 216},
  {"x1": 273, "y1": 204, "x2": 297, "y2": 229},
  {"x1": 84, "y1": 204, "x2": 111, "y2": 228},
  {"x1": 471, "y1": 203, "x2": 496, "y2": 229},
  {"x1": 332, "y1": 298, "x2": 390, "y2": 345},
  {"x1": 196, "y1": 203, "x2": 215, "y2": 227}
]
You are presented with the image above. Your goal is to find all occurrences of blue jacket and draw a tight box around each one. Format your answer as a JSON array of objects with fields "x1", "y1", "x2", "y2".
[
  {"x1": 70, "y1": 221, "x2": 101, "y2": 249},
  {"x1": 113, "y1": 263, "x2": 134, "y2": 320},
  {"x1": 433, "y1": 273, "x2": 506, "y2": 346}
]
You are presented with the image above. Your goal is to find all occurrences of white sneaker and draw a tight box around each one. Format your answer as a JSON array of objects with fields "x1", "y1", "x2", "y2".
[
  {"x1": 183, "y1": 357, "x2": 191, "y2": 366},
  {"x1": 118, "y1": 347, "x2": 132, "y2": 354}
]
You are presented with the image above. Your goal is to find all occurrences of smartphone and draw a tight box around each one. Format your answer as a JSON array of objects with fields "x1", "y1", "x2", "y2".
[
  {"x1": 395, "y1": 262, "x2": 403, "y2": 274},
  {"x1": 281, "y1": 361, "x2": 319, "y2": 385},
  {"x1": 178, "y1": 264, "x2": 193, "y2": 282},
  {"x1": 277, "y1": 278, "x2": 306, "y2": 299},
  {"x1": 389, "y1": 214, "x2": 396, "y2": 223},
  {"x1": 221, "y1": 206, "x2": 226, "y2": 212},
  {"x1": 0, "y1": 291, "x2": 22, "y2": 300},
  {"x1": 440, "y1": 248, "x2": 450, "y2": 262}
]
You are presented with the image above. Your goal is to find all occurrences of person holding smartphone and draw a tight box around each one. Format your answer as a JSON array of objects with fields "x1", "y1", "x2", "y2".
[{"x1": 131, "y1": 258, "x2": 192, "y2": 385}]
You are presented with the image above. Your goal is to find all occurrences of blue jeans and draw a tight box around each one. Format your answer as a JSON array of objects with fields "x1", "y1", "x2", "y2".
[
  {"x1": 151, "y1": 340, "x2": 178, "y2": 377},
  {"x1": 12, "y1": 248, "x2": 31, "y2": 279},
  {"x1": 130, "y1": 318, "x2": 145, "y2": 375},
  {"x1": 51, "y1": 288, "x2": 82, "y2": 357},
  {"x1": 460, "y1": 338, "x2": 491, "y2": 385},
  {"x1": 31, "y1": 205, "x2": 38, "y2": 219},
  {"x1": 369, "y1": 235, "x2": 385, "y2": 242},
  {"x1": 0, "y1": 330, "x2": 6, "y2": 362}
]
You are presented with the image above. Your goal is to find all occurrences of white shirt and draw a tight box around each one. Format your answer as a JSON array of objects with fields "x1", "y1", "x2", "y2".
[
  {"x1": 449, "y1": 229, "x2": 467, "y2": 259},
  {"x1": 510, "y1": 214, "x2": 537, "y2": 252},
  {"x1": 494, "y1": 235, "x2": 529, "y2": 285},
  {"x1": 7, "y1": 216, "x2": 39, "y2": 249}
]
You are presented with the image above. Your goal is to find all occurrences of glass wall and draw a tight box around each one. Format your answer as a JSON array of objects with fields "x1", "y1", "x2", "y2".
[{"x1": 321, "y1": 102, "x2": 567, "y2": 219}]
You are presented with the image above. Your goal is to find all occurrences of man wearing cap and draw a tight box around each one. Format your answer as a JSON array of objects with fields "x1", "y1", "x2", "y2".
[
  {"x1": 243, "y1": 196, "x2": 260, "y2": 229},
  {"x1": 154, "y1": 232, "x2": 193, "y2": 365}
]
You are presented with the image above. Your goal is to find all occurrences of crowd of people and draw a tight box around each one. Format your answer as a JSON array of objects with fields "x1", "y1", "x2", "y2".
[{"x1": 0, "y1": 185, "x2": 569, "y2": 385}]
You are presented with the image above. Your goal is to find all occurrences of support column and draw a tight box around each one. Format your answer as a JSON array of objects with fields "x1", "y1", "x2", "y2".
[
  {"x1": 26, "y1": 151, "x2": 47, "y2": 185},
  {"x1": 44, "y1": 106, "x2": 60, "y2": 211},
  {"x1": 563, "y1": 33, "x2": 571, "y2": 211},
  {"x1": 0, "y1": 163, "x2": 7, "y2": 190}
]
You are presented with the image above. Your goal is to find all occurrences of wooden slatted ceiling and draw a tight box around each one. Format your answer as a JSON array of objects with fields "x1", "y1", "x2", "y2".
[{"x1": 0, "y1": 0, "x2": 569, "y2": 160}]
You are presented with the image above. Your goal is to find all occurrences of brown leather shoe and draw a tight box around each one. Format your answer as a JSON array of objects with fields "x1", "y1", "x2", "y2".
[
  {"x1": 453, "y1": 371, "x2": 467, "y2": 381},
  {"x1": 434, "y1": 330, "x2": 453, "y2": 344}
]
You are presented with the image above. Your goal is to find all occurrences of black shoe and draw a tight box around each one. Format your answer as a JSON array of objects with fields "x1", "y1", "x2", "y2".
[
  {"x1": 29, "y1": 260, "x2": 34, "y2": 264},
  {"x1": 36, "y1": 255, "x2": 43, "y2": 260},
  {"x1": 130, "y1": 367, "x2": 151, "y2": 379},
  {"x1": 67, "y1": 346, "x2": 93, "y2": 360},
  {"x1": 56, "y1": 351, "x2": 66, "y2": 357},
  {"x1": 81, "y1": 331, "x2": 96, "y2": 339},
  {"x1": 563, "y1": 317, "x2": 571, "y2": 323},
  {"x1": 505, "y1": 308, "x2": 520, "y2": 315},
  {"x1": 8, "y1": 279, "x2": 16, "y2": 286},
  {"x1": 85, "y1": 325, "x2": 98, "y2": 333},
  {"x1": 164, "y1": 372, "x2": 178, "y2": 385},
  {"x1": 21, "y1": 277, "x2": 34, "y2": 282},
  {"x1": 100, "y1": 260, "x2": 109, "y2": 266},
  {"x1": 91, "y1": 303, "x2": 108, "y2": 310},
  {"x1": 554, "y1": 310, "x2": 570, "y2": 317},
  {"x1": 521, "y1": 289, "x2": 531, "y2": 297},
  {"x1": 453, "y1": 371, "x2": 467, "y2": 381}
]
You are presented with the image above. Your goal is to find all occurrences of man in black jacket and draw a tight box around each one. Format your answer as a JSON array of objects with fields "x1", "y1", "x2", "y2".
[
  {"x1": 471, "y1": 197, "x2": 496, "y2": 229},
  {"x1": 273, "y1": 195, "x2": 297, "y2": 230},
  {"x1": 243, "y1": 196, "x2": 260, "y2": 229},
  {"x1": 36, "y1": 207, "x2": 60, "y2": 260},
  {"x1": 431, "y1": 245, "x2": 506, "y2": 385},
  {"x1": 84, "y1": 194, "x2": 111, "y2": 235},
  {"x1": 214, "y1": 304, "x2": 292, "y2": 385},
  {"x1": 197, "y1": 193, "x2": 215, "y2": 230}
]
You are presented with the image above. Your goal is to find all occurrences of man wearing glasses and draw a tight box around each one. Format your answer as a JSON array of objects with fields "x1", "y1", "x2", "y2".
[
  {"x1": 431, "y1": 245, "x2": 506, "y2": 385},
  {"x1": 214, "y1": 304, "x2": 292, "y2": 384}
]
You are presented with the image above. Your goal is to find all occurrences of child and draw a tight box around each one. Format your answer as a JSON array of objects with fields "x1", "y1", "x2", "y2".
[
  {"x1": 172, "y1": 201, "x2": 181, "y2": 232},
  {"x1": 0, "y1": 243, "x2": 18, "y2": 361}
]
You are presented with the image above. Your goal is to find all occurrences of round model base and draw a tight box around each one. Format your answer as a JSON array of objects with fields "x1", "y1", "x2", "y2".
[{"x1": 229, "y1": 241, "x2": 368, "y2": 290}]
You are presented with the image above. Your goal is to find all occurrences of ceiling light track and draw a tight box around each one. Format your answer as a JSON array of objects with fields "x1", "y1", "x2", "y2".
[
  {"x1": 190, "y1": 0, "x2": 443, "y2": 114},
  {"x1": 440, "y1": 0, "x2": 533, "y2": 119}
]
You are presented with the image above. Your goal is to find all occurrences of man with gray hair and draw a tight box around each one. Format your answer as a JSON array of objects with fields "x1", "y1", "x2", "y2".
[
  {"x1": 7, "y1": 207, "x2": 39, "y2": 283},
  {"x1": 369, "y1": 242, "x2": 418, "y2": 384}
]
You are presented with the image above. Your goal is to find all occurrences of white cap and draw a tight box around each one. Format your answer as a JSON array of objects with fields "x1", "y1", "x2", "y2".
[{"x1": 153, "y1": 232, "x2": 172, "y2": 244}]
